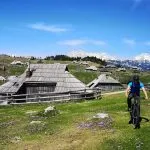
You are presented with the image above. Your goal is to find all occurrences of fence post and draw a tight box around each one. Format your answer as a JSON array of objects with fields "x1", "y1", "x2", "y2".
[
  {"x1": 69, "y1": 93, "x2": 71, "y2": 100},
  {"x1": 84, "y1": 89, "x2": 86, "y2": 99},
  {"x1": 6, "y1": 93, "x2": 8, "y2": 104},
  {"x1": 12, "y1": 94, "x2": 16, "y2": 103},
  {"x1": 26, "y1": 94, "x2": 27, "y2": 103}
]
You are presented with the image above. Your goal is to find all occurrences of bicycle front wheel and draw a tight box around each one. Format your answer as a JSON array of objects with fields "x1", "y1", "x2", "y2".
[{"x1": 132, "y1": 104, "x2": 140, "y2": 128}]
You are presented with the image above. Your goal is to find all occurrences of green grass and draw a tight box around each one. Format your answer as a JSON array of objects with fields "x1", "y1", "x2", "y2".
[
  {"x1": 0, "y1": 92, "x2": 150, "y2": 150},
  {"x1": 110, "y1": 70, "x2": 150, "y2": 84},
  {"x1": 68, "y1": 63, "x2": 150, "y2": 84},
  {"x1": 0, "y1": 81, "x2": 4, "y2": 85},
  {"x1": 0, "y1": 56, "x2": 28, "y2": 78},
  {"x1": 68, "y1": 63, "x2": 100, "y2": 84},
  {"x1": 140, "y1": 74, "x2": 150, "y2": 84},
  {"x1": 7, "y1": 65, "x2": 27, "y2": 76},
  {"x1": 71, "y1": 71, "x2": 99, "y2": 84}
]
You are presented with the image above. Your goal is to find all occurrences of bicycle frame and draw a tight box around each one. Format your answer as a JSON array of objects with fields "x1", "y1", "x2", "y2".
[{"x1": 130, "y1": 96, "x2": 140, "y2": 129}]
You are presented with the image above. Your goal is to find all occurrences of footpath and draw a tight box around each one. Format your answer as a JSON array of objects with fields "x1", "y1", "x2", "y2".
[{"x1": 101, "y1": 90, "x2": 125, "y2": 96}]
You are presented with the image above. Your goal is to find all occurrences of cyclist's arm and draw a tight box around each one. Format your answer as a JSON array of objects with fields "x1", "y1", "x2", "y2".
[
  {"x1": 125, "y1": 86, "x2": 130, "y2": 97},
  {"x1": 141, "y1": 87, "x2": 148, "y2": 99}
]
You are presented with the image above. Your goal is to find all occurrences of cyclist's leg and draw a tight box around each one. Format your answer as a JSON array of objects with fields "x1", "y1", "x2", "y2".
[
  {"x1": 127, "y1": 94, "x2": 132, "y2": 111},
  {"x1": 138, "y1": 96, "x2": 141, "y2": 117},
  {"x1": 129, "y1": 106, "x2": 133, "y2": 124},
  {"x1": 129, "y1": 97, "x2": 134, "y2": 124}
]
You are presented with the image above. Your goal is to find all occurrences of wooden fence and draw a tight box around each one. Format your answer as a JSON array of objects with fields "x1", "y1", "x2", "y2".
[{"x1": 0, "y1": 88, "x2": 101, "y2": 105}]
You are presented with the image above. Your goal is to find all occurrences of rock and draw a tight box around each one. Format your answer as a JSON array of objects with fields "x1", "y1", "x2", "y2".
[
  {"x1": 93, "y1": 113, "x2": 108, "y2": 119},
  {"x1": 44, "y1": 106, "x2": 56, "y2": 114},
  {"x1": 44, "y1": 106, "x2": 58, "y2": 117},
  {"x1": 30, "y1": 121, "x2": 42, "y2": 124}
]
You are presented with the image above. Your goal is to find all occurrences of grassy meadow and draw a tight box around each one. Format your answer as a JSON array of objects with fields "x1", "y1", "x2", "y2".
[
  {"x1": 0, "y1": 56, "x2": 150, "y2": 149},
  {"x1": 0, "y1": 92, "x2": 150, "y2": 150}
]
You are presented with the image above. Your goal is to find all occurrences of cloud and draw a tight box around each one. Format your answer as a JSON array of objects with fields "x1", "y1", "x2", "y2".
[
  {"x1": 135, "y1": 53, "x2": 150, "y2": 61},
  {"x1": 90, "y1": 40, "x2": 106, "y2": 46},
  {"x1": 58, "y1": 40, "x2": 87, "y2": 46},
  {"x1": 28, "y1": 23, "x2": 68, "y2": 33},
  {"x1": 67, "y1": 50, "x2": 115, "y2": 60},
  {"x1": 123, "y1": 38, "x2": 136, "y2": 46},
  {"x1": 58, "y1": 39, "x2": 106, "y2": 46},
  {"x1": 144, "y1": 41, "x2": 150, "y2": 46}
]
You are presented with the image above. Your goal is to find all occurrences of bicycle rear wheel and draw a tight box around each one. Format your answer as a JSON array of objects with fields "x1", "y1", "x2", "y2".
[
  {"x1": 131, "y1": 96, "x2": 140, "y2": 129},
  {"x1": 132, "y1": 103, "x2": 140, "y2": 129}
]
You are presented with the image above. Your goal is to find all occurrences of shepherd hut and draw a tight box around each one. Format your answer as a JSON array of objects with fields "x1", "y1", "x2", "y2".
[
  {"x1": 87, "y1": 74, "x2": 123, "y2": 91},
  {"x1": 0, "y1": 63, "x2": 87, "y2": 96},
  {"x1": 0, "y1": 76, "x2": 6, "y2": 81},
  {"x1": 86, "y1": 66, "x2": 98, "y2": 71},
  {"x1": 11, "y1": 60, "x2": 24, "y2": 65}
]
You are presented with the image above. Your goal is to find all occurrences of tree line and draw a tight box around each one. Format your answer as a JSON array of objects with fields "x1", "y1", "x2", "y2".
[{"x1": 44, "y1": 55, "x2": 106, "y2": 65}]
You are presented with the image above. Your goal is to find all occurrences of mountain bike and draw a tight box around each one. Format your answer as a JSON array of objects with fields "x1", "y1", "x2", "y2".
[
  {"x1": 130, "y1": 95, "x2": 141, "y2": 129},
  {"x1": 130, "y1": 96, "x2": 149, "y2": 129}
]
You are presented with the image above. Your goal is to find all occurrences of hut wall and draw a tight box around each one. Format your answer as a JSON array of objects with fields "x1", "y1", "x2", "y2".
[
  {"x1": 96, "y1": 83, "x2": 123, "y2": 91},
  {"x1": 17, "y1": 83, "x2": 26, "y2": 94},
  {"x1": 25, "y1": 83, "x2": 56, "y2": 94}
]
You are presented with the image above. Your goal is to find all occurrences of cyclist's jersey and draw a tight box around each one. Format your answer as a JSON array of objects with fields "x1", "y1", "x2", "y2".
[{"x1": 128, "y1": 82, "x2": 144, "y2": 96}]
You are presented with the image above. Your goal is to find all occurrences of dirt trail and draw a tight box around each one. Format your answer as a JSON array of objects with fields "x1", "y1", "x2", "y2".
[{"x1": 101, "y1": 90, "x2": 125, "y2": 96}]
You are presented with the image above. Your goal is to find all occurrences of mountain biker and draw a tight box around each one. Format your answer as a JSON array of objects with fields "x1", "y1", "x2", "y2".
[{"x1": 125, "y1": 75, "x2": 148, "y2": 125}]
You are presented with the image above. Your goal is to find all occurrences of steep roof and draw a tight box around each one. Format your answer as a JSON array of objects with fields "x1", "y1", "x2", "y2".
[
  {"x1": 0, "y1": 76, "x2": 25, "y2": 94},
  {"x1": 0, "y1": 63, "x2": 86, "y2": 94},
  {"x1": 87, "y1": 74, "x2": 121, "y2": 88},
  {"x1": 0, "y1": 76, "x2": 6, "y2": 81},
  {"x1": 11, "y1": 60, "x2": 24, "y2": 65},
  {"x1": 7, "y1": 76, "x2": 17, "y2": 81}
]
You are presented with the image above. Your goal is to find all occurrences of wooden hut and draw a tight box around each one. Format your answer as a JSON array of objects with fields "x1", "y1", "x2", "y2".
[
  {"x1": 86, "y1": 66, "x2": 98, "y2": 71},
  {"x1": 11, "y1": 61, "x2": 24, "y2": 65},
  {"x1": 87, "y1": 74, "x2": 123, "y2": 91},
  {"x1": 0, "y1": 76, "x2": 6, "y2": 81},
  {"x1": 116, "y1": 68, "x2": 126, "y2": 72},
  {"x1": 99, "y1": 68, "x2": 111, "y2": 74},
  {"x1": 105, "y1": 65, "x2": 117, "y2": 68},
  {"x1": 79, "y1": 61, "x2": 89, "y2": 66},
  {"x1": 0, "y1": 63, "x2": 87, "y2": 96}
]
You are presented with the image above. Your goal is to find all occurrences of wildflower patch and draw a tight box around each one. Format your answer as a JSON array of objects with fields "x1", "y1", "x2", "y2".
[{"x1": 78, "y1": 113, "x2": 113, "y2": 130}]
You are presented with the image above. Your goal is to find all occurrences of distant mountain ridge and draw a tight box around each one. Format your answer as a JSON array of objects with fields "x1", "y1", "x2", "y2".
[{"x1": 1, "y1": 51, "x2": 150, "y2": 61}]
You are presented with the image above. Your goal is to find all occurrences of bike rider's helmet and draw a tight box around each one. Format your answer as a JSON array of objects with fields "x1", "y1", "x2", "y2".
[{"x1": 132, "y1": 75, "x2": 139, "y2": 82}]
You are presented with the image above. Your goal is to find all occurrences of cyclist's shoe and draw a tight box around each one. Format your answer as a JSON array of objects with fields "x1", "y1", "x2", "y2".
[
  {"x1": 134, "y1": 124, "x2": 140, "y2": 129},
  {"x1": 128, "y1": 120, "x2": 133, "y2": 124}
]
